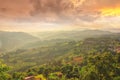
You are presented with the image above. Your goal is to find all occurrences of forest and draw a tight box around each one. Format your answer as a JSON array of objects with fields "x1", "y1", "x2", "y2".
[{"x1": 0, "y1": 32, "x2": 120, "y2": 80}]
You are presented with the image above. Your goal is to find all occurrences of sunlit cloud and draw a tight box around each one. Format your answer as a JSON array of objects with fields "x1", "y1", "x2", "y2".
[
  {"x1": 0, "y1": 0, "x2": 120, "y2": 32},
  {"x1": 100, "y1": 7, "x2": 120, "y2": 16}
]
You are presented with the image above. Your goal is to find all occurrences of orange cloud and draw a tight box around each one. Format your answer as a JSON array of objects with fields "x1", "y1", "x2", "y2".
[
  {"x1": 0, "y1": 0, "x2": 120, "y2": 22},
  {"x1": 0, "y1": 0, "x2": 33, "y2": 19},
  {"x1": 100, "y1": 7, "x2": 120, "y2": 16}
]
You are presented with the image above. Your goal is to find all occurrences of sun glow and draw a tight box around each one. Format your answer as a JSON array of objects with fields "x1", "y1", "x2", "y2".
[{"x1": 100, "y1": 7, "x2": 120, "y2": 16}]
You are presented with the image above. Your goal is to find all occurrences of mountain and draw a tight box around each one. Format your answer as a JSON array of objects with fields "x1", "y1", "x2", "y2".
[
  {"x1": 2, "y1": 33, "x2": 120, "y2": 72},
  {"x1": 21, "y1": 30, "x2": 112, "y2": 49},
  {"x1": 0, "y1": 31, "x2": 39, "y2": 52},
  {"x1": 31, "y1": 30, "x2": 112, "y2": 41},
  {"x1": 0, "y1": 30, "x2": 113, "y2": 52}
]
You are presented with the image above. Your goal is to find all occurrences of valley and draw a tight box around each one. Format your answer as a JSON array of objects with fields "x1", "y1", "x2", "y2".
[{"x1": 0, "y1": 30, "x2": 120, "y2": 80}]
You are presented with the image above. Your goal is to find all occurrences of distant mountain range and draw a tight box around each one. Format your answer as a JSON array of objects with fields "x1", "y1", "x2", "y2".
[
  {"x1": 31, "y1": 30, "x2": 112, "y2": 40},
  {"x1": 0, "y1": 30, "x2": 114, "y2": 52},
  {"x1": 22, "y1": 30, "x2": 113, "y2": 49}
]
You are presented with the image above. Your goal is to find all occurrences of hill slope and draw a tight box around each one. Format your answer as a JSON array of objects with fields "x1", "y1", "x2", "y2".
[
  {"x1": 31, "y1": 30, "x2": 112, "y2": 40},
  {"x1": 2, "y1": 33, "x2": 120, "y2": 72},
  {"x1": 0, "y1": 31, "x2": 39, "y2": 52},
  {"x1": 22, "y1": 30, "x2": 112, "y2": 49}
]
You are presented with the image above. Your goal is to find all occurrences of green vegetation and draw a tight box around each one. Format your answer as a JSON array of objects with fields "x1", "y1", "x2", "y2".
[
  {"x1": 0, "y1": 31, "x2": 120, "y2": 80},
  {"x1": 0, "y1": 61, "x2": 10, "y2": 80}
]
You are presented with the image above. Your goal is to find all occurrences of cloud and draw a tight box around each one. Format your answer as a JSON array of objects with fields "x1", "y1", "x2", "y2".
[
  {"x1": 0, "y1": 0, "x2": 120, "y2": 23},
  {"x1": 0, "y1": 0, "x2": 32, "y2": 19}
]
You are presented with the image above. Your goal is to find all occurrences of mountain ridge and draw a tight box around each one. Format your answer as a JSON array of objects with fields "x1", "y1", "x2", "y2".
[{"x1": 0, "y1": 31, "x2": 40, "y2": 52}]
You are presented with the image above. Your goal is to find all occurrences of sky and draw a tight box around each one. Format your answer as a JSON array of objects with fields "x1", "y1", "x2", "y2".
[{"x1": 0, "y1": 0, "x2": 120, "y2": 32}]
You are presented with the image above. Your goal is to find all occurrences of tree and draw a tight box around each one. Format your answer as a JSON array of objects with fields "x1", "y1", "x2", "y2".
[
  {"x1": 0, "y1": 61, "x2": 10, "y2": 80},
  {"x1": 12, "y1": 72, "x2": 26, "y2": 80},
  {"x1": 80, "y1": 53, "x2": 118, "y2": 80}
]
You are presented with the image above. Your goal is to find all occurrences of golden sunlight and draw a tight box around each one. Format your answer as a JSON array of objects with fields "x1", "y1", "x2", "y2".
[{"x1": 100, "y1": 7, "x2": 120, "y2": 16}]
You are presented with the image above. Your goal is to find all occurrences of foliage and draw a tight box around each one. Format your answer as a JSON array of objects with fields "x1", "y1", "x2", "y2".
[
  {"x1": 0, "y1": 61, "x2": 10, "y2": 80},
  {"x1": 1, "y1": 34, "x2": 120, "y2": 80}
]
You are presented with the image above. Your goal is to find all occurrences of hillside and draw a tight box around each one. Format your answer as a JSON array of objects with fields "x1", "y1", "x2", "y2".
[
  {"x1": 0, "y1": 31, "x2": 39, "y2": 52},
  {"x1": 0, "y1": 30, "x2": 112, "y2": 51},
  {"x1": 2, "y1": 33, "x2": 120, "y2": 72},
  {"x1": 1, "y1": 33, "x2": 120, "y2": 80},
  {"x1": 22, "y1": 30, "x2": 112, "y2": 49},
  {"x1": 31, "y1": 30, "x2": 112, "y2": 40}
]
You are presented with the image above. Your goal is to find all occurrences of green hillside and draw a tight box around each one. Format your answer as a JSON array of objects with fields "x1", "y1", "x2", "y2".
[
  {"x1": 0, "y1": 31, "x2": 39, "y2": 52},
  {"x1": 31, "y1": 30, "x2": 112, "y2": 40},
  {"x1": 0, "y1": 31, "x2": 120, "y2": 80},
  {"x1": 22, "y1": 30, "x2": 112, "y2": 49},
  {"x1": 1, "y1": 33, "x2": 120, "y2": 71}
]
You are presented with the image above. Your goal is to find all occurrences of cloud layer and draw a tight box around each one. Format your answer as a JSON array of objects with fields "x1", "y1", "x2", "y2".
[
  {"x1": 0, "y1": 0, "x2": 120, "y2": 32},
  {"x1": 0, "y1": 0, "x2": 119, "y2": 22}
]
